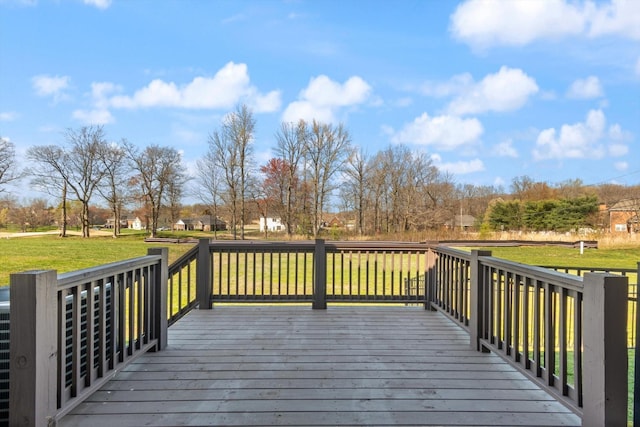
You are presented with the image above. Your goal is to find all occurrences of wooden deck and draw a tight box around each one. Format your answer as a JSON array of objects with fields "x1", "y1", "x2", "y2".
[{"x1": 59, "y1": 306, "x2": 581, "y2": 426}]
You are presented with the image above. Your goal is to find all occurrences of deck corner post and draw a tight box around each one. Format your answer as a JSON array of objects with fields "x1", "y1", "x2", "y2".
[
  {"x1": 196, "y1": 238, "x2": 212, "y2": 310},
  {"x1": 148, "y1": 247, "x2": 168, "y2": 351},
  {"x1": 313, "y1": 238, "x2": 327, "y2": 309},
  {"x1": 9, "y1": 269, "x2": 58, "y2": 426},
  {"x1": 582, "y1": 272, "x2": 628, "y2": 427},
  {"x1": 469, "y1": 250, "x2": 491, "y2": 351}
]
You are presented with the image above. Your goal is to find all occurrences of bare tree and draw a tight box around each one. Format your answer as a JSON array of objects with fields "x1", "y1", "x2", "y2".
[
  {"x1": 97, "y1": 140, "x2": 130, "y2": 237},
  {"x1": 167, "y1": 173, "x2": 189, "y2": 231},
  {"x1": 304, "y1": 120, "x2": 352, "y2": 237},
  {"x1": 126, "y1": 143, "x2": 185, "y2": 238},
  {"x1": 274, "y1": 120, "x2": 307, "y2": 237},
  {"x1": 9, "y1": 198, "x2": 55, "y2": 232},
  {"x1": 342, "y1": 147, "x2": 369, "y2": 236},
  {"x1": 209, "y1": 104, "x2": 255, "y2": 240},
  {"x1": 196, "y1": 150, "x2": 223, "y2": 238},
  {"x1": 27, "y1": 145, "x2": 69, "y2": 236},
  {"x1": 27, "y1": 125, "x2": 108, "y2": 238},
  {"x1": 0, "y1": 137, "x2": 22, "y2": 192},
  {"x1": 209, "y1": 129, "x2": 240, "y2": 238}
]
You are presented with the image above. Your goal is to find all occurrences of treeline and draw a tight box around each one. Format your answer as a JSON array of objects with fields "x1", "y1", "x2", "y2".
[
  {"x1": 486, "y1": 196, "x2": 600, "y2": 233},
  {"x1": 1, "y1": 104, "x2": 639, "y2": 238}
]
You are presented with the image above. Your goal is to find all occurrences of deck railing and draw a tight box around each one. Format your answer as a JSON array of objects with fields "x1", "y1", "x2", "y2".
[
  {"x1": 8, "y1": 248, "x2": 168, "y2": 425},
  {"x1": 167, "y1": 244, "x2": 198, "y2": 326},
  {"x1": 6, "y1": 239, "x2": 633, "y2": 426},
  {"x1": 190, "y1": 239, "x2": 431, "y2": 308},
  {"x1": 425, "y1": 248, "x2": 629, "y2": 427}
]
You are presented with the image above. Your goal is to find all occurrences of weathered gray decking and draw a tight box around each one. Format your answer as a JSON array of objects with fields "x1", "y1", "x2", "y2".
[{"x1": 59, "y1": 306, "x2": 581, "y2": 426}]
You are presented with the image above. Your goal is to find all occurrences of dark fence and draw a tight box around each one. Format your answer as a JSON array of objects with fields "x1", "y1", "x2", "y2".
[
  {"x1": 5, "y1": 239, "x2": 634, "y2": 426},
  {"x1": 192, "y1": 240, "x2": 431, "y2": 307},
  {"x1": 425, "y1": 248, "x2": 630, "y2": 426},
  {"x1": 7, "y1": 248, "x2": 168, "y2": 425}
]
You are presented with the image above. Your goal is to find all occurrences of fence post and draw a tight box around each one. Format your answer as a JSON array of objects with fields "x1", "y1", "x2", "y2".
[
  {"x1": 9, "y1": 270, "x2": 58, "y2": 426},
  {"x1": 196, "y1": 238, "x2": 212, "y2": 310},
  {"x1": 469, "y1": 250, "x2": 491, "y2": 352},
  {"x1": 148, "y1": 247, "x2": 168, "y2": 351},
  {"x1": 635, "y1": 262, "x2": 640, "y2": 427},
  {"x1": 313, "y1": 239, "x2": 327, "y2": 309},
  {"x1": 582, "y1": 272, "x2": 628, "y2": 427},
  {"x1": 424, "y1": 248, "x2": 437, "y2": 311}
]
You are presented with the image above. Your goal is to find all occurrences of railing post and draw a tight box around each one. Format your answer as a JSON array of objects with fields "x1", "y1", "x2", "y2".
[
  {"x1": 148, "y1": 247, "x2": 168, "y2": 351},
  {"x1": 424, "y1": 248, "x2": 437, "y2": 311},
  {"x1": 9, "y1": 270, "x2": 58, "y2": 426},
  {"x1": 469, "y1": 250, "x2": 491, "y2": 352},
  {"x1": 313, "y1": 239, "x2": 327, "y2": 309},
  {"x1": 196, "y1": 238, "x2": 212, "y2": 310},
  {"x1": 635, "y1": 261, "x2": 640, "y2": 427},
  {"x1": 582, "y1": 272, "x2": 628, "y2": 427}
]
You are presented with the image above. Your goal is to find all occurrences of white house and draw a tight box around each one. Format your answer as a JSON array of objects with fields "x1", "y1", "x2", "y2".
[
  {"x1": 131, "y1": 217, "x2": 144, "y2": 230},
  {"x1": 259, "y1": 217, "x2": 285, "y2": 232}
]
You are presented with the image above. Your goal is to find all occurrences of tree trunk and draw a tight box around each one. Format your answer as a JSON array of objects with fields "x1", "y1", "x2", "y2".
[
  {"x1": 81, "y1": 201, "x2": 90, "y2": 238},
  {"x1": 60, "y1": 183, "x2": 67, "y2": 238}
]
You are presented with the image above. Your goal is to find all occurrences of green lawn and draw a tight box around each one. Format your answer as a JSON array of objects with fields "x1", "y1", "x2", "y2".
[
  {"x1": 471, "y1": 245, "x2": 639, "y2": 269},
  {"x1": 0, "y1": 234, "x2": 195, "y2": 286}
]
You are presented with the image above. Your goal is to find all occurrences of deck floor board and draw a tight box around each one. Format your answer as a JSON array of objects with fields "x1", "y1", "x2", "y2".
[{"x1": 59, "y1": 306, "x2": 581, "y2": 426}]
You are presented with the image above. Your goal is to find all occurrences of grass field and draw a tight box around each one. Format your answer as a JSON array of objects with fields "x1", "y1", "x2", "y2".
[{"x1": 0, "y1": 233, "x2": 195, "y2": 286}]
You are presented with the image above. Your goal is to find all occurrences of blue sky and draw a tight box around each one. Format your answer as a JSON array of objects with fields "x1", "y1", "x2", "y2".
[{"x1": 1, "y1": 0, "x2": 639, "y2": 202}]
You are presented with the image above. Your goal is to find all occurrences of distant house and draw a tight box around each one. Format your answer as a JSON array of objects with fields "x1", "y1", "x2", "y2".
[
  {"x1": 259, "y1": 217, "x2": 285, "y2": 232},
  {"x1": 200, "y1": 215, "x2": 227, "y2": 231},
  {"x1": 105, "y1": 214, "x2": 146, "y2": 230},
  {"x1": 609, "y1": 199, "x2": 640, "y2": 233},
  {"x1": 445, "y1": 214, "x2": 476, "y2": 230},
  {"x1": 174, "y1": 215, "x2": 226, "y2": 232},
  {"x1": 130, "y1": 217, "x2": 144, "y2": 230}
]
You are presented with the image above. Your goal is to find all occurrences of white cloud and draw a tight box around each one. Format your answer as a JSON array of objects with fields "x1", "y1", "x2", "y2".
[
  {"x1": 108, "y1": 62, "x2": 281, "y2": 112},
  {"x1": 450, "y1": 0, "x2": 586, "y2": 49},
  {"x1": 446, "y1": 67, "x2": 538, "y2": 115},
  {"x1": 492, "y1": 139, "x2": 518, "y2": 158},
  {"x1": 282, "y1": 75, "x2": 372, "y2": 123},
  {"x1": 450, "y1": 0, "x2": 640, "y2": 49},
  {"x1": 89, "y1": 81, "x2": 121, "y2": 109},
  {"x1": 533, "y1": 109, "x2": 629, "y2": 160},
  {"x1": 609, "y1": 143, "x2": 629, "y2": 156},
  {"x1": 435, "y1": 158, "x2": 485, "y2": 175},
  {"x1": 419, "y1": 73, "x2": 473, "y2": 97},
  {"x1": 283, "y1": 101, "x2": 334, "y2": 123},
  {"x1": 390, "y1": 113, "x2": 483, "y2": 150},
  {"x1": 32, "y1": 75, "x2": 70, "y2": 99},
  {"x1": 72, "y1": 109, "x2": 114, "y2": 125},
  {"x1": 567, "y1": 76, "x2": 604, "y2": 99},
  {"x1": 588, "y1": 0, "x2": 640, "y2": 40},
  {"x1": 0, "y1": 111, "x2": 18, "y2": 121},
  {"x1": 83, "y1": 0, "x2": 111, "y2": 9},
  {"x1": 614, "y1": 161, "x2": 628, "y2": 171}
]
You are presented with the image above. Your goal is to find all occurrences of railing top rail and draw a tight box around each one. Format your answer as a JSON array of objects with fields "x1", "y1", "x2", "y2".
[
  {"x1": 540, "y1": 265, "x2": 637, "y2": 274},
  {"x1": 206, "y1": 240, "x2": 436, "y2": 252},
  {"x1": 169, "y1": 243, "x2": 199, "y2": 269},
  {"x1": 432, "y1": 245, "x2": 473, "y2": 259},
  {"x1": 327, "y1": 241, "x2": 434, "y2": 251},
  {"x1": 57, "y1": 254, "x2": 162, "y2": 290},
  {"x1": 480, "y1": 255, "x2": 584, "y2": 292},
  {"x1": 208, "y1": 240, "x2": 316, "y2": 251}
]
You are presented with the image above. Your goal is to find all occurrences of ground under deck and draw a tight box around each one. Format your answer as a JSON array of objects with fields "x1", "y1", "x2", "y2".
[{"x1": 60, "y1": 306, "x2": 581, "y2": 426}]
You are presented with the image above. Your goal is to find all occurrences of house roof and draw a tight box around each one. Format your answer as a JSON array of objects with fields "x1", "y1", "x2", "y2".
[
  {"x1": 445, "y1": 214, "x2": 476, "y2": 227},
  {"x1": 609, "y1": 199, "x2": 640, "y2": 211}
]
